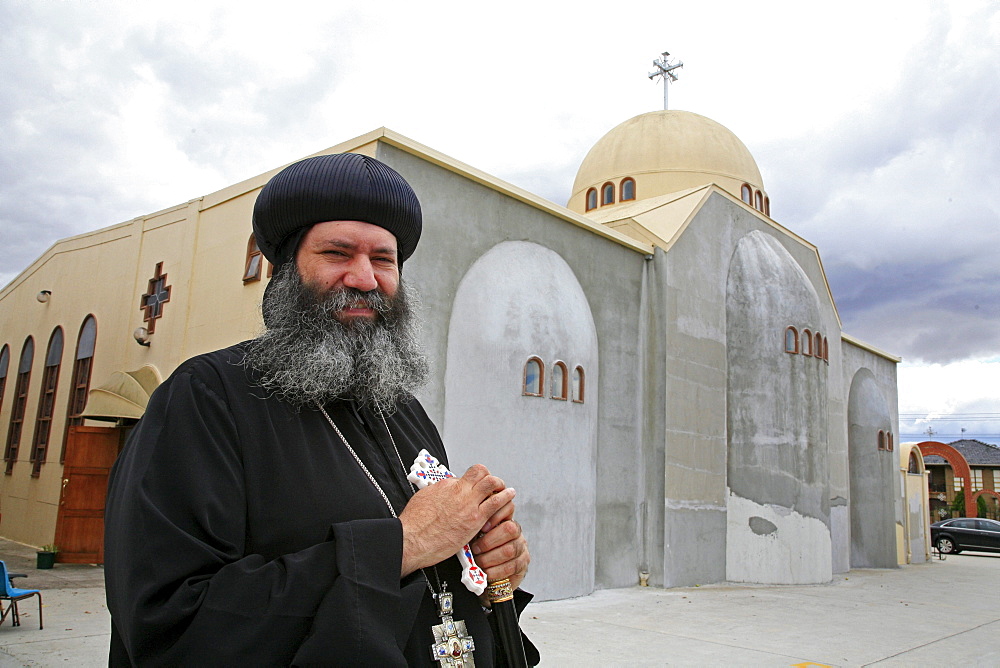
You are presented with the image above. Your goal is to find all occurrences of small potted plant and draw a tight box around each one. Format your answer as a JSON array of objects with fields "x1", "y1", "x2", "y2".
[{"x1": 36, "y1": 544, "x2": 57, "y2": 569}]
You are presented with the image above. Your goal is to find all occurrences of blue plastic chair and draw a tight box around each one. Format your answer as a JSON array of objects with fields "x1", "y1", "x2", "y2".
[{"x1": 0, "y1": 560, "x2": 42, "y2": 629}]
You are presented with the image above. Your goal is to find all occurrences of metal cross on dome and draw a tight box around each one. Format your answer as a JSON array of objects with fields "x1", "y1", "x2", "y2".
[
  {"x1": 139, "y1": 262, "x2": 172, "y2": 333},
  {"x1": 648, "y1": 50, "x2": 683, "y2": 110}
]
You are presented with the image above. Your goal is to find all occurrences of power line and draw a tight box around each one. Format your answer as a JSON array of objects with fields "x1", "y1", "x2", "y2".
[{"x1": 899, "y1": 412, "x2": 1000, "y2": 414}]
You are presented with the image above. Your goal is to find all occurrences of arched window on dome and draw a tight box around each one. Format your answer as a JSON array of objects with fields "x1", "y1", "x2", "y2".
[
  {"x1": 585, "y1": 188, "x2": 598, "y2": 212},
  {"x1": 620, "y1": 178, "x2": 636, "y2": 202},
  {"x1": 741, "y1": 184, "x2": 752, "y2": 204},
  {"x1": 784, "y1": 326, "x2": 799, "y2": 354},
  {"x1": 802, "y1": 329, "x2": 812, "y2": 356},
  {"x1": 877, "y1": 430, "x2": 886, "y2": 451},
  {"x1": 523, "y1": 357, "x2": 544, "y2": 397},
  {"x1": 754, "y1": 190, "x2": 764, "y2": 211},
  {"x1": 814, "y1": 332, "x2": 822, "y2": 360},
  {"x1": 601, "y1": 182, "x2": 615, "y2": 206},
  {"x1": 823, "y1": 336, "x2": 829, "y2": 362},
  {"x1": 763, "y1": 195, "x2": 770, "y2": 217}
]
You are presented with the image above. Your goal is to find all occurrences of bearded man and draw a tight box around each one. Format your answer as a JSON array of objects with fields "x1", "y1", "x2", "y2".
[{"x1": 104, "y1": 154, "x2": 536, "y2": 666}]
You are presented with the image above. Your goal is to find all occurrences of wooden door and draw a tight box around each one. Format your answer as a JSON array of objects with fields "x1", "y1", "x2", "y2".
[{"x1": 53, "y1": 425, "x2": 123, "y2": 564}]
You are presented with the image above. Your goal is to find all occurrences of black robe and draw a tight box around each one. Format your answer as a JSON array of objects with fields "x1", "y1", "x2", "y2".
[{"x1": 104, "y1": 342, "x2": 536, "y2": 666}]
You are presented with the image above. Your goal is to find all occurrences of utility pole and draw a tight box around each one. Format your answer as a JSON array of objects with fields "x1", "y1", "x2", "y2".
[{"x1": 648, "y1": 51, "x2": 683, "y2": 110}]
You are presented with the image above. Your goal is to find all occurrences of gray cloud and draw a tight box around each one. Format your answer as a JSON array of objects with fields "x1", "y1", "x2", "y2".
[
  {"x1": 758, "y1": 4, "x2": 1000, "y2": 363},
  {"x1": 0, "y1": 3, "x2": 356, "y2": 287}
]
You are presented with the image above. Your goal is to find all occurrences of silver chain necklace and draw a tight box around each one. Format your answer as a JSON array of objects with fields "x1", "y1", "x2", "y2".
[
  {"x1": 316, "y1": 402, "x2": 411, "y2": 517},
  {"x1": 316, "y1": 402, "x2": 478, "y2": 665}
]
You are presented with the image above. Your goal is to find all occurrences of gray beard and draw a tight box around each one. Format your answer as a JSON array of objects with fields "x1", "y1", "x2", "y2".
[{"x1": 244, "y1": 265, "x2": 430, "y2": 413}]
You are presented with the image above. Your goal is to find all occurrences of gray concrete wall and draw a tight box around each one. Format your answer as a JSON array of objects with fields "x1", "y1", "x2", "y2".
[
  {"x1": 844, "y1": 347, "x2": 900, "y2": 569},
  {"x1": 373, "y1": 147, "x2": 895, "y2": 594},
  {"x1": 376, "y1": 145, "x2": 650, "y2": 595},
  {"x1": 655, "y1": 193, "x2": 844, "y2": 586},
  {"x1": 441, "y1": 241, "x2": 598, "y2": 600}
]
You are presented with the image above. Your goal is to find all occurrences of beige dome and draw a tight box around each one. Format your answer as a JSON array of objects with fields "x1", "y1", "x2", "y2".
[{"x1": 569, "y1": 110, "x2": 766, "y2": 214}]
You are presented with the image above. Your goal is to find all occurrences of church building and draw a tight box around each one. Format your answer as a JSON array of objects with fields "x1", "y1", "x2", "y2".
[{"x1": 0, "y1": 107, "x2": 909, "y2": 600}]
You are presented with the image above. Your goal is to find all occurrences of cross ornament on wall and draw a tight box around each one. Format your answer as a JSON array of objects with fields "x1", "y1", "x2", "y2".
[{"x1": 139, "y1": 262, "x2": 172, "y2": 333}]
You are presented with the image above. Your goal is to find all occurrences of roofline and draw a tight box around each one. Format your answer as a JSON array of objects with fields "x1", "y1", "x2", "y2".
[
  {"x1": 841, "y1": 332, "x2": 901, "y2": 363},
  {"x1": 371, "y1": 128, "x2": 652, "y2": 254},
  {"x1": 2, "y1": 127, "x2": 655, "y2": 298}
]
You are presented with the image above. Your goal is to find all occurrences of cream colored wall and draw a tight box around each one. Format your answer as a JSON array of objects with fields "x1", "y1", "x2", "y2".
[
  {"x1": 185, "y1": 191, "x2": 268, "y2": 358},
  {"x1": 0, "y1": 142, "x2": 383, "y2": 547},
  {"x1": 897, "y1": 444, "x2": 931, "y2": 564},
  {"x1": 0, "y1": 192, "x2": 270, "y2": 546},
  {"x1": 0, "y1": 220, "x2": 145, "y2": 546}
]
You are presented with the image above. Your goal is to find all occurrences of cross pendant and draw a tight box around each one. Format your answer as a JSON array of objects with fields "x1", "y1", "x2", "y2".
[{"x1": 430, "y1": 590, "x2": 475, "y2": 666}]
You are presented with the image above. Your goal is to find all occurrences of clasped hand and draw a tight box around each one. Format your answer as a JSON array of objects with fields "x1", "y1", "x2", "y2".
[{"x1": 399, "y1": 464, "x2": 529, "y2": 592}]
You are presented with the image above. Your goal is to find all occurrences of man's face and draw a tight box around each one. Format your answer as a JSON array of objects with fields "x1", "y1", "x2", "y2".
[{"x1": 295, "y1": 220, "x2": 400, "y2": 323}]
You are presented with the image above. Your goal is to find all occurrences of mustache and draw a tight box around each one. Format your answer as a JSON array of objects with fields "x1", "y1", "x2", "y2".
[{"x1": 319, "y1": 286, "x2": 392, "y2": 316}]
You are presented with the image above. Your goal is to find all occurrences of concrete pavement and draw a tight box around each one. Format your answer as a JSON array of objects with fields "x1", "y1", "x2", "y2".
[{"x1": 0, "y1": 538, "x2": 997, "y2": 666}]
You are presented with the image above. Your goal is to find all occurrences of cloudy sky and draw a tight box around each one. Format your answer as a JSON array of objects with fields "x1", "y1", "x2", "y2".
[{"x1": 2, "y1": 0, "x2": 998, "y2": 443}]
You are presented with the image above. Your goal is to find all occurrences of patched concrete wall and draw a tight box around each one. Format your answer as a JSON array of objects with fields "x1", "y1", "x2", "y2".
[
  {"x1": 725, "y1": 230, "x2": 832, "y2": 584},
  {"x1": 442, "y1": 241, "x2": 598, "y2": 600},
  {"x1": 847, "y1": 367, "x2": 899, "y2": 568},
  {"x1": 652, "y1": 193, "x2": 844, "y2": 587}
]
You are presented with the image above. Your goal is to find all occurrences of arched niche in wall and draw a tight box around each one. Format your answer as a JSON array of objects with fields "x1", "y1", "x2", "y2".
[
  {"x1": 442, "y1": 240, "x2": 599, "y2": 600},
  {"x1": 847, "y1": 369, "x2": 897, "y2": 568},
  {"x1": 726, "y1": 230, "x2": 831, "y2": 585}
]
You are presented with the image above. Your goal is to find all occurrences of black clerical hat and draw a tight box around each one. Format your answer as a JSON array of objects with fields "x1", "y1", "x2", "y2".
[{"x1": 252, "y1": 153, "x2": 422, "y2": 268}]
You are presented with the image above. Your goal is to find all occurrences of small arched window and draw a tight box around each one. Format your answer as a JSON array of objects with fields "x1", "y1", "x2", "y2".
[
  {"x1": 755, "y1": 190, "x2": 764, "y2": 211},
  {"x1": 64, "y1": 315, "x2": 97, "y2": 463},
  {"x1": 601, "y1": 182, "x2": 615, "y2": 206},
  {"x1": 244, "y1": 234, "x2": 264, "y2": 283},
  {"x1": 887, "y1": 432, "x2": 894, "y2": 452},
  {"x1": 877, "y1": 430, "x2": 886, "y2": 451},
  {"x1": 741, "y1": 184, "x2": 752, "y2": 204},
  {"x1": 802, "y1": 329, "x2": 812, "y2": 356},
  {"x1": 30, "y1": 327, "x2": 63, "y2": 476},
  {"x1": 784, "y1": 326, "x2": 799, "y2": 354},
  {"x1": 763, "y1": 196, "x2": 770, "y2": 217},
  {"x1": 620, "y1": 178, "x2": 636, "y2": 202},
  {"x1": 550, "y1": 361, "x2": 568, "y2": 400},
  {"x1": 814, "y1": 332, "x2": 822, "y2": 359},
  {"x1": 5, "y1": 337, "x2": 34, "y2": 474},
  {"x1": 586, "y1": 188, "x2": 598, "y2": 212},
  {"x1": 908, "y1": 450, "x2": 921, "y2": 474},
  {"x1": 0, "y1": 345, "x2": 9, "y2": 416},
  {"x1": 523, "y1": 357, "x2": 544, "y2": 397},
  {"x1": 822, "y1": 336, "x2": 829, "y2": 362},
  {"x1": 572, "y1": 366, "x2": 585, "y2": 403}
]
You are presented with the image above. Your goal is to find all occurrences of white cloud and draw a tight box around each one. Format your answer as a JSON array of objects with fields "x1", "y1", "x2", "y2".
[{"x1": 1, "y1": 1, "x2": 998, "y2": 386}]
